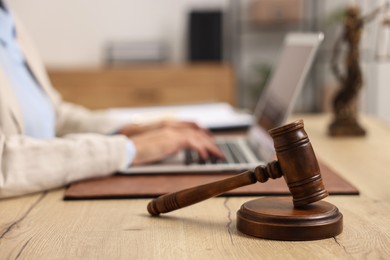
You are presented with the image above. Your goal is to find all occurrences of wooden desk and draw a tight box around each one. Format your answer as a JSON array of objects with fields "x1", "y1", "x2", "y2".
[{"x1": 1, "y1": 115, "x2": 390, "y2": 259}]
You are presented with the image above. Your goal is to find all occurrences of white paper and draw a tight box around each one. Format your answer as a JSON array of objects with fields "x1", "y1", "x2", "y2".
[{"x1": 108, "y1": 102, "x2": 254, "y2": 129}]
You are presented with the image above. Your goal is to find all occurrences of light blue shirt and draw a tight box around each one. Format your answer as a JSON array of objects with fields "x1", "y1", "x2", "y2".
[
  {"x1": 0, "y1": 7, "x2": 136, "y2": 166},
  {"x1": 0, "y1": 8, "x2": 136, "y2": 168},
  {"x1": 0, "y1": 8, "x2": 55, "y2": 139}
]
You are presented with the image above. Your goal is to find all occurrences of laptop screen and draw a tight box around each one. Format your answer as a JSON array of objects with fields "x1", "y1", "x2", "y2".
[
  {"x1": 249, "y1": 32, "x2": 323, "y2": 161},
  {"x1": 254, "y1": 33, "x2": 323, "y2": 131}
]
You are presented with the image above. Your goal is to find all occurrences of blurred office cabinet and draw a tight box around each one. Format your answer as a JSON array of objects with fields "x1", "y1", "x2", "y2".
[
  {"x1": 50, "y1": 9, "x2": 236, "y2": 109},
  {"x1": 48, "y1": 64, "x2": 235, "y2": 109}
]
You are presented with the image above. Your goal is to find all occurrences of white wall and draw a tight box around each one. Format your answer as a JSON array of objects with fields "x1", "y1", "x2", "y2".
[{"x1": 8, "y1": 0, "x2": 228, "y2": 68}]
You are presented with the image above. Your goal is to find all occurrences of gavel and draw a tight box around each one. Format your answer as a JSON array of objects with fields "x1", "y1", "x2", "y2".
[{"x1": 147, "y1": 119, "x2": 329, "y2": 216}]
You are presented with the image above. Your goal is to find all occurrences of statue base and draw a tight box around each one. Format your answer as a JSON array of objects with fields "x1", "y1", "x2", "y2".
[
  {"x1": 328, "y1": 118, "x2": 366, "y2": 136},
  {"x1": 236, "y1": 197, "x2": 343, "y2": 241}
]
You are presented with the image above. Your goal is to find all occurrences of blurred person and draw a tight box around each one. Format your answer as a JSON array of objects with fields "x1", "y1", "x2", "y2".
[{"x1": 0, "y1": 1, "x2": 223, "y2": 198}]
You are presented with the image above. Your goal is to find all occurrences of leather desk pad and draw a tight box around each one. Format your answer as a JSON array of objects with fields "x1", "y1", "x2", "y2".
[{"x1": 64, "y1": 161, "x2": 359, "y2": 200}]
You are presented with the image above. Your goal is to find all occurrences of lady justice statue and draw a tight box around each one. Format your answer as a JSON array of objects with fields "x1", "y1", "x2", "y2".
[{"x1": 329, "y1": 2, "x2": 389, "y2": 136}]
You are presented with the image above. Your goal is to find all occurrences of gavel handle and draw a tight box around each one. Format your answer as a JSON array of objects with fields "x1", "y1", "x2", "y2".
[{"x1": 147, "y1": 170, "x2": 257, "y2": 216}]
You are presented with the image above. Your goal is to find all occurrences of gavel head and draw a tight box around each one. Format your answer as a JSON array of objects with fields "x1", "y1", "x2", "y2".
[{"x1": 268, "y1": 120, "x2": 328, "y2": 207}]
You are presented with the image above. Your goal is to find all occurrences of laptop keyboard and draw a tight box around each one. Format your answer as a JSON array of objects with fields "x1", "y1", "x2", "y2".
[{"x1": 184, "y1": 141, "x2": 248, "y2": 165}]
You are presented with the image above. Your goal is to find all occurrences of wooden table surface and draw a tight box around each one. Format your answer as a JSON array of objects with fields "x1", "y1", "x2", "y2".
[{"x1": 1, "y1": 115, "x2": 390, "y2": 259}]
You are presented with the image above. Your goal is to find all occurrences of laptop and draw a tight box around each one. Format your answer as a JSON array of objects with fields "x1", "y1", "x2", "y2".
[{"x1": 121, "y1": 32, "x2": 324, "y2": 174}]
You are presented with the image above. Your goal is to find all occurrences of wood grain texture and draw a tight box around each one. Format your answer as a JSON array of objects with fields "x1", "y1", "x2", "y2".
[
  {"x1": 236, "y1": 197, "x2": 343, "y2": 241},
  {"x1": 48, "y1": 64, "x2": 236, "y2": 109},
  {"x1": 0, "y1": 115, "x2": 390, "y2": 259}
]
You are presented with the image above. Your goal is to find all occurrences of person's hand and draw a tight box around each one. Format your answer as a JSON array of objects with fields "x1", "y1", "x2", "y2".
[
  {"x1": 130, "y1": 127, "x2": 224, "y2": 165},
  {"x1": 118, "y1": 120, "x2": 206, "y2": 137}
]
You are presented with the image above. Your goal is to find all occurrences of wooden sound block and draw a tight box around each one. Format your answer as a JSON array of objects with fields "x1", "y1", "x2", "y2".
[{"x1": 236, "y1": 197, "x2": 343, "y2": 241}]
